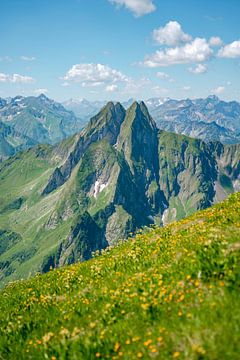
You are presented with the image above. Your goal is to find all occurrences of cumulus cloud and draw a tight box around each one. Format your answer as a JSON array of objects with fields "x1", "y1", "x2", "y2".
[
  {"x1": 212, "y1": 86, "x2": 225, "y2": 94},
  {"x1": 63, "y1": 63, "x2": 129, "y2": 88},
  {"x1": 0, "y1": 73, "x2": 35, "y2": 84},
  {"x1": 209, "y1": 36, "x2": 223, "y2": 47},
  {"x1": 218, "y1": 40, "x2": 240, "y2": 58},
  {"x1": 143, "y1": 38, "x2": 213, "y2": 67},
  {"x1": 108, "y1": 0, "x2": 156, "y2": 17},
  {"x1": 20, "y1": 56, "x2": 36, "y2": 61},
  {"x1": 152, "y1": 21, "x2": 191, "y2": 46},
  {"x1": 188, "y1": 63, "x2": 207, "y2": 74}
]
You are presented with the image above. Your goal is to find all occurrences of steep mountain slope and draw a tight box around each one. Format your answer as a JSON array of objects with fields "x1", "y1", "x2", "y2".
[
  {"x1": 0, "y1": 95, "x2": 83, "y2": 160},
  {"x1": 0, "y1": 121, "x2": 15, "y2": 160},
  {"x1": 0, "y1": 193, "x2": 239, "y2": 359},
  {"x1": 150, "y1": 96, "x2": 240, "y2": 144},
  {"x1": 0, "y1": 120, "x2": 36, "y2": 161},
  {"x1": 0, "y1": 102, "x2": 239, "y2": 286}
]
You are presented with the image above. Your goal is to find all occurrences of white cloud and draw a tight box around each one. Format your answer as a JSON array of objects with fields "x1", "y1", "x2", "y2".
[
  {"x1": 11, "y1": 74, "x2": 35, "y2": 83},
  {"x1": 212, "y1": 86, "x2": 225, "y2": 94},
  {"x1": 20, "y1": 56, "x2": 36, "y2": 61},
  {"x1": 63, "y1": 63, "x2": 129, "y2": 88},
  {"x1": 152, "y1": 21, "x2": 191, "y2": 46},
  {"x1": 188, "y1": 63, "x2": 207, "y2": 74},
  {"x1": 105, "y1": 84, "x2": 118, "y2": 92},
  {"x1": 108, "y1": 0, "x2": 156, "y2": 17},
  {"x1": 33, "y1": 88, "x2": 48, "y2": 95},
  {"x1": 143, "y1": 38, "x2": 213, "y2": 67},
  {"x1": 209, "y1": 36, "x2": 223, "y2": 47},
  {"x1": 0, "y1": 73, "x2": 35, "y2": 84},
  {"x1": 183, "y1": 86, "x2": 191, "y2": 91},
  {"x1": 218, "y1": 40, "x2": 240, "y2": 58}
]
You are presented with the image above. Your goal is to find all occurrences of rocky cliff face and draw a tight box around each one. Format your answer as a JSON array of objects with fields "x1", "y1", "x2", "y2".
[
  {"x1": 42, "y1": 102, "x2": 126, "y2": 195},
  {"x1": 0, "y1": 101, "x2": 239, "y2": 285}
]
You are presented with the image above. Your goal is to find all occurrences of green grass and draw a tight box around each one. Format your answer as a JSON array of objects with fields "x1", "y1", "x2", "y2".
[
  {"x1": 0, "y1": 145, "x2": 72, "y2": 286},
  {"x1": 0, "y1": 192, "x2": 239, "y2": 359}
]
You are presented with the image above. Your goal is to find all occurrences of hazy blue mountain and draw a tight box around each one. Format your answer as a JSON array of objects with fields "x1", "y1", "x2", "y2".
[
  {"x1": 150, "y1": 95, "x2": 240, "y2": 144},
  {"x1": 63, "y1": 98, "x2": 106, "y2": 121}
]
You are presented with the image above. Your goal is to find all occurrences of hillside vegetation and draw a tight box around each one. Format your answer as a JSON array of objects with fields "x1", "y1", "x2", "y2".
[{"x1": 0, "y1": 192, "x2": 239, "y2": 359}]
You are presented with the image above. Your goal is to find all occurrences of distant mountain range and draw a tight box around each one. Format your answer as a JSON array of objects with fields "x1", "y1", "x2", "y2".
[
  {"x1": 64, "y1": 95, "x2": 240, "y2": 144},
  {"x1": 0, "y1": 94, "x2": 83, "y2": 161},
  {"x1": 0, "y1": 101, "x2": 239, "y2": 286},
  {"x1": 149, "y1": 95, "x2": 240, "y2": 144},
  {"x1": 0, "y1": 94, "x2": 240, "y2": 162}
]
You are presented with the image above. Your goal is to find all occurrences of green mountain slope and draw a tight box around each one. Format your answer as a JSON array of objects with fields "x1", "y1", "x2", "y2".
[
  {"x1": 0, "y1": 95, "x2": 83, "y2": 161},
  {"x1": 0, "y1": 102, "x2": 239, "y2": 286},
  {"x1": 0, "y1": 120, "x2": 36, "y2": 161},
  {"x1": 0, "y1": 193, "x2": 239, "y2": 359}
]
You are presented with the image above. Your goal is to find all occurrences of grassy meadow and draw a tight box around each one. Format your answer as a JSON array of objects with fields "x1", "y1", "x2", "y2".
[{"x1": 0, "y1": 192, "x2": 239, "y2": 359}]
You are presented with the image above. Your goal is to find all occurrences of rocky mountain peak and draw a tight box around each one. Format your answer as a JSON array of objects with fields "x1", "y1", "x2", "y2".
[
  {"x1": 38, "y1": 93, "x2": 49, "y2": 100},
  {"x1": 42, "y1": 102, "x2": 126, "y2": 195},
  {"x1": 207, "y1": 95, "x2": 219, "y2": 102}
]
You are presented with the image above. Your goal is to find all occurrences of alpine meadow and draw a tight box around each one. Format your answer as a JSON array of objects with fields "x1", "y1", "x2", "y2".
[{"x1": 0, "y1": 0, "x2": 240, "y2": 359}]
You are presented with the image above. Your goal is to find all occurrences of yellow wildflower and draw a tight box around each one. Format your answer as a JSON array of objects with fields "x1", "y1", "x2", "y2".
[
  {"x1": 173, "y1": 351, "x2": 180, "y2": 358},
  {"x1": 114, "y1": 342, "x2": 121, "y2": 352},
  {"x1": 144, "y1": 339, "x2": 152, "y2": 347}
]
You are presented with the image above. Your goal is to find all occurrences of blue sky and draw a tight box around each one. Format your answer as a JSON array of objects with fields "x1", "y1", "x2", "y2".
[{"x1": 0, "y1": 0, "x2": 240, "y2": 101}]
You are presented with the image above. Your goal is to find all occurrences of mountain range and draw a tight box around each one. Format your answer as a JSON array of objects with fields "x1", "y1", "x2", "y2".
[
  {"x1": 1, "y1": 95, "x2": 240, "y2": 162},
  {"x1": 0, "y1": 101, "x2": 239, "y2": 286},
  {"x1": 64, "y1": 95, "x2": 240, "y2": 144},
  {"x1": 150, "y1": 95, "x2": 240, "y2": 144},
  {"x1": 0, "y1": 94, "x2": 83, "y2": 161}
]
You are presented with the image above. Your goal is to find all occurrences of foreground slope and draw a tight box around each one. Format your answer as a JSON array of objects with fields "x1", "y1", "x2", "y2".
[
  {"x1": 0, "y1": 101, "x2": 239, "y2": 286},
  {"x1": 0, "y1": 193, "x2": 239, "y2": 359}
]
